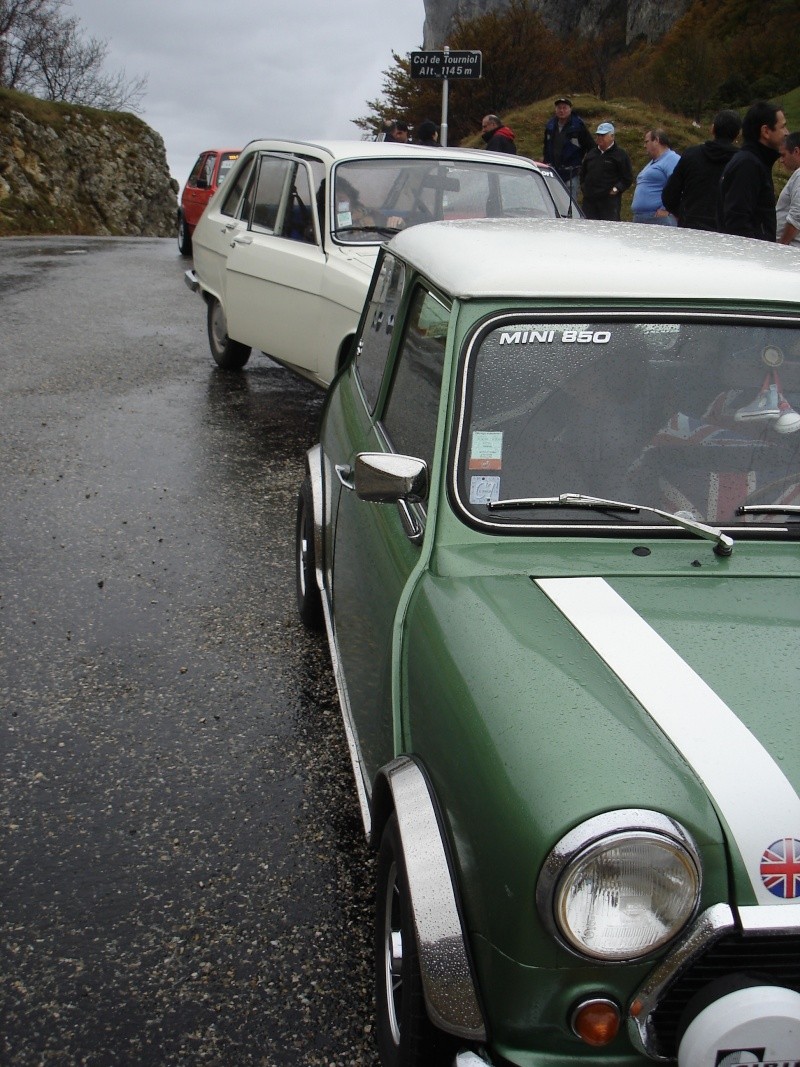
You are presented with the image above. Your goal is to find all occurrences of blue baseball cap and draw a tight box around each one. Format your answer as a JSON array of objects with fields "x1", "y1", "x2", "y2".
[{"x1": 595, "y1": 122, "x2": 615, "y2": 135}]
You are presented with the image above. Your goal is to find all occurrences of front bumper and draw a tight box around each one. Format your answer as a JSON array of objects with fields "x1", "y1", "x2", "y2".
[{"x1": 183, "y1": 268, "x2": 200, "y2": 293}]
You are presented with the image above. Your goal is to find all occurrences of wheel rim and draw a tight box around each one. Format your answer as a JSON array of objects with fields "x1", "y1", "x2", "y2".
[
  {"x1": 210, "y1": 302, "x2": 228, "y2": 353},
  {"x1": 381, "y1": 859, "x2": 404, "y2": 1046}
]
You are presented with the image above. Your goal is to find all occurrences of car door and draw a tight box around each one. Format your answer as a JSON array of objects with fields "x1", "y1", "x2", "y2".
[
  {"x1": 183, "y1": 151, "x2": 216, "y2": 228},
  {"x1": 192, "y1": 152, "x2": 256, "y2": 301},
  {"x1": 224, "y1": 154, "x2": 326, "y2": 375},
  {"x1": 329, "y1": 273, "x2": 450, "y2": 782}
]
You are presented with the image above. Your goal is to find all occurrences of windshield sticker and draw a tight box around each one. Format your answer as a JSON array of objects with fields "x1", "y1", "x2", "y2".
[
  {"x1": 469, "y1": 475, "x2": 501, "y2": 505},
  {"x1": 336, "y1": 202, "x2": 353, "y2": 227},
  {"x1": 469, "y1": 431, "x2": 503, "y2": 470}
]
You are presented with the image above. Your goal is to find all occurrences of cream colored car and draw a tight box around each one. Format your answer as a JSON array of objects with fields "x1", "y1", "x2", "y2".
[{"x1": 184, "y1": 139, "x2": 576, "y2": 386}]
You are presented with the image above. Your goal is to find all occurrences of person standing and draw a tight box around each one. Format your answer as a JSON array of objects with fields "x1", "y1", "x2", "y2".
[
  {"x1": 776, "y1": 132, "x2": 800, "y2": 247},
  {"x1": 718, "y1": 101, "x2": 787, "y2": 240},
  {"x1": 662, "y1": 110, "x2": 741, "y2": 230},
  {"x1": 542, "y1": 97, "x2": 594, "y2": 199},
  {"x1": 416, "y1": 120, "x2": 439, "y2": 147},
  {"x1": 580, "y1": 122, "x2": 633, "y2": 221},
  {"x1": 631, "y1": 130, "x2": 680, "y2": 225},
  {"x1": 382, "y1": 120, "x2": 410, "y2": 143},
  {"x1": 481, "y1": 114, "x2": 517, "y2": 154}
]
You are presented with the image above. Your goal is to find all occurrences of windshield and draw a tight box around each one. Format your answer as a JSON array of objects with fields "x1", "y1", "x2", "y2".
[
  {"x1": 331, "y1": 158, "x2": 560, "y2": 242},
  {"x1": 455, "y1": 317, "x2": 800, "y2": 534}
]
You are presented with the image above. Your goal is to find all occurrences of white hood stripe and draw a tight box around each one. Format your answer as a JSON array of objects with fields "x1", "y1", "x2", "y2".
[{"x1": 537, "y1": 576, "x2": 800, "y2": 906}]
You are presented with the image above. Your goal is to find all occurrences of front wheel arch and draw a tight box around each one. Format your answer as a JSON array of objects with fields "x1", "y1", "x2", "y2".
[
  {"x1": 375, "y1": 814, "x2": 456, "y2": 1066},
  {"x1": 372, "y1": 758, "x2": 486, "y2": 1043}
]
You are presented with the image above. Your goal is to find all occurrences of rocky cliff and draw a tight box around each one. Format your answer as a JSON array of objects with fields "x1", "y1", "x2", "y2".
[
  {"x1": 423, "y1": 0, "x2": 691, "y2": 47},
  {"x1": 0, "y1": 89, "x2": 177, "y2": 237}
]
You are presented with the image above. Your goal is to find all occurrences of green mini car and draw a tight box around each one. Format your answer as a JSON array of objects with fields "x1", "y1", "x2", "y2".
[{"x1": 295, "y1": 219, "x2": 800, "y2": 1067}]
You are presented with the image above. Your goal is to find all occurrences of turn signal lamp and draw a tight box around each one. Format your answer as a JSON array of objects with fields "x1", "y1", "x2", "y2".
[{"x1": 571, "y1": 998, "x2": 621, "y2": 1046}]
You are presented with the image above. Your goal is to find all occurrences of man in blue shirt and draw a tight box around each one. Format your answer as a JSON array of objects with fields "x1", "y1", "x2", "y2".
[{"x1": 632, "y1": 130, "x2": 681, "y2": 225}]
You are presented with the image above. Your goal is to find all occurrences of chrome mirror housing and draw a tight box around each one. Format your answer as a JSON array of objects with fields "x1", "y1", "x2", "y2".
[{"x1": 355, "y1": 453, "x2": 428, "y2": 503}]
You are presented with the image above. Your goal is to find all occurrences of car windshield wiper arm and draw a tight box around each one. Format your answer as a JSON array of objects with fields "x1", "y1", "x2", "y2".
[
  {"x1": 738, "y1": 504, "x2": 800, "y2": 516},
  {"x1": 331, "y1": 224, "x2": 401, "y2": 236},
  {"x1": 488, "y1": 492, "x2": 734, "y2": 557}
]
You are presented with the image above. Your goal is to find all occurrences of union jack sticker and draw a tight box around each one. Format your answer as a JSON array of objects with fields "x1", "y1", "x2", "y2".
[{"x1": 760, "y1": 837, "x2": 800, "y2": 899}]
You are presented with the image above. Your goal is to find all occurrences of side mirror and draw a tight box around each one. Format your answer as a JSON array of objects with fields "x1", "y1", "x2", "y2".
[{"x1": 354, "y1": 452, "x2": 428, "y2": 503}]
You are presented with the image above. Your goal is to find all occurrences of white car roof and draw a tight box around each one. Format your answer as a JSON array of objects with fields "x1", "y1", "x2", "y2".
[
  {"x1": 239, "y1": 137, "x2": 538, "y2": 170},
  {"x1": 387, "y1": 218, "x2": 800, "y2": 306}
]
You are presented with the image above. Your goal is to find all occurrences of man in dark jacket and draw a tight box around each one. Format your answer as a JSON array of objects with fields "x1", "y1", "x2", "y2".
[
  {"x1": 481, "y1": 114, "x2": 517, "y2": 154},
  {"x1": 662, "y1": 110, "x2": 741, "y2": 230},
  {"x1": 718, "y1": 101, "x2": 787, "y2": 240},
  {"x1": 542, "y1": 97, "x2": 594, "y2": 199},
  {"x1": 580, "y1": 122, "x2": 633, "y2": 220}
]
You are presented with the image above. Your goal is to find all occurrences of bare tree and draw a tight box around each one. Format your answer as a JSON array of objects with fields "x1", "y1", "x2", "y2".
[
  {"x1": 0, "y1": 0, "x2": 147, "y2": 112},
  {"x1": 0, "y1": 0, "x2": 58, "y2": 88}
]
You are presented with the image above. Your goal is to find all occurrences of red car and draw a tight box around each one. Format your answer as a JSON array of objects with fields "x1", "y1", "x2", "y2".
[{"x1": 178, "y1": 149, "x2": 240, "y2": 256}]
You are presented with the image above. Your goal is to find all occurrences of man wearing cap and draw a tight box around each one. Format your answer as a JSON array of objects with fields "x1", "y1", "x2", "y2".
[
  {"x1": 543, "y1": 98, "x2": 594, "y2": 200},
  {"x1": 580, "y1": 122, "x2": 633, "y2": 221}
]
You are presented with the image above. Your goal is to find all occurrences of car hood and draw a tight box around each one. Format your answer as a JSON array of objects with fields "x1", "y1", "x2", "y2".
[
  {"x1": 541, "y1": 573, "x2": 800, "y2": 908},
  {"x1": 406, "y1": 567, "x2": 800, "y2": 938}
]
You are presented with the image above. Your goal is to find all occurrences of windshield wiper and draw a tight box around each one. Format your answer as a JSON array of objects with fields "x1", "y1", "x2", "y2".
[
  {"x1": 738, "y1": 505, "x2": 800, "y2": 516},
  {"x1": 331, "y1": 224, "x2": 401, "y2": 237},
  {"x1": 488, "y1": 492, "x2": 734, "y2": 557}
]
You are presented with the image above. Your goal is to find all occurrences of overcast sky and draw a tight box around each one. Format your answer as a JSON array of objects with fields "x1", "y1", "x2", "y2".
[{"x1": 67, "y1": 0, "x2": 426, "y2": 189}]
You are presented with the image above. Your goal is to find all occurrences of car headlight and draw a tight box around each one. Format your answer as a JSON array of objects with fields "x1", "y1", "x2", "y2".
[{"x1": 537, "y1": 812, "x2": 701, "y2": 962}]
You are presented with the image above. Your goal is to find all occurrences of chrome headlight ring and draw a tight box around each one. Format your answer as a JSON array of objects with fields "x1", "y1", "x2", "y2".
[{"x1": 536, "y1": 810, "x2": 701, "y2": 963}]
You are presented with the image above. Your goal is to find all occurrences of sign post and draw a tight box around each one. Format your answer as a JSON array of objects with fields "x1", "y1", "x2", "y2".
[{"x1": 408, "y1": 47, "x2": 482, "y2": 147}]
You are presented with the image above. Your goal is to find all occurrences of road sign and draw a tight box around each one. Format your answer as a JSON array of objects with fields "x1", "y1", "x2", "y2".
[{"x1": 410, "y1": 50, "x2": 482, "y2": 79}]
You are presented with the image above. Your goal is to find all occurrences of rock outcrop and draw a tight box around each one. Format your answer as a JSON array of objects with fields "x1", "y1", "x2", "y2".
[
  {"x1": 423, "y1": 0, "x2": 691, "y2": 47},
  {"x1": 0, "y1": 89, "x2": 177, "y2": 237}
]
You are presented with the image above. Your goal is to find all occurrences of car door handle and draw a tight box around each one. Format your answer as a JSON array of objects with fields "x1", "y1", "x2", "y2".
[
  {"x1": 230, "y1": 234, "x2": 253, "y2": 247},
  {"x1": 335, "y1": 464, "x2": 354, "y2": 490}
]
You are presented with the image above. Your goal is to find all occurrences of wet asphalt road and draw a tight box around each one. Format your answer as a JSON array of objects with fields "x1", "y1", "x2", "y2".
[{"x1": 0, "y1": 237, "x2": 379, "y2": 1066}]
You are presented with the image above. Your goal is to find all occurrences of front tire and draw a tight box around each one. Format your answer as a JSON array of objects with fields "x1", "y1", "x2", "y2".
[
  {"x1": 206, "y1": 297, "x2": 251, "y2": 370},
  {"x1": 177, "y1": 213, "x2": 192, "y2": 256},
  {"x1": 295, "y1": 478, "x2": 323, "y2": 631},
  {"x1": 375, "y1": 815, "x2": 449, "y2": 1066}
]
